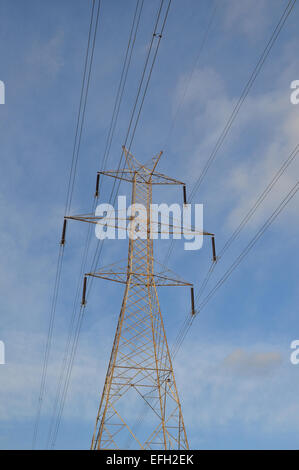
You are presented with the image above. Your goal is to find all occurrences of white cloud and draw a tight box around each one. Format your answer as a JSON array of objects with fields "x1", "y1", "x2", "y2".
[
  {"x1": 0, "y1": 329, "x2": 106, "y2": 422},
  {"x1": 173, "y1": 63, "x2": 299, "y2": 238},
  {"x1": 173, "y1": 340, "x2": 299, "y2": 439},
  {"x1": 222, "y1": 0, "x2": 271, "y2": 40},
  {"x1": 25, "y1": 32, "x2": 64, "y2": 79},
  {"x1": 223, "y1": 347, "x2": 282, "y2": 376}
]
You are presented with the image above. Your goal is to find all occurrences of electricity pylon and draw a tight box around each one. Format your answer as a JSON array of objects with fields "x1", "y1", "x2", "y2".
[{"x1": 64, "y1": 147, "x2": 215, "y2": 450}]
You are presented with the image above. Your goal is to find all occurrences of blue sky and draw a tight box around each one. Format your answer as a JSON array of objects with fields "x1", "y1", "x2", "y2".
[{"x1": 0, "y1": 0, "x2": 299, "y2": 450}]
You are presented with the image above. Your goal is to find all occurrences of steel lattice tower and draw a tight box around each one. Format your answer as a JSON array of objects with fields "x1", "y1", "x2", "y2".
[{"x1": 65, "y1": 147, "x2": 214, "y2": 449}]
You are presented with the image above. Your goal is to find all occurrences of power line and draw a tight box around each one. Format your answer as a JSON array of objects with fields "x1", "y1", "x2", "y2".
[
  {"x1": 195, "y1": 141, "x2": 299, "y2": 304},
  {"x1": 86, "y1": 0, "x2": 171, "y2": 289},
  {"x1": 46, "y1": 224, "x2": 94, "y2": 448},
  {"x1": 80, "y1": 0, "x2": 166, "y2": 287},
  {"x1": 47, "y1": 0, "x2": 298, "y2": 445},
  {"x1": 218, "y1": 143, "x2": 299, "y2": 259},
  {"x1": 32, "y1": 0, "x2": 101, "y2": 449},
  {"x1": 198, "y1": 181, "x2": 299, "y2": 311},
  {"x1": 48, "y1": 0, "x2": 173, "y2": 449},
  {"x1": 161, "y1": 0, "x2": 298, "y2": 354},
  {"x1": 32, "y1": 244, "x2": 64, "y2": 448},
  {"x1": 163, "y1": 0, "x2": 296, "y2": 268},
  {"x1": 46, "y1": 1, "x2": 143, "y2": 448},
  {"x1": 109, "y1": 0, "x2": 169, "y2": 205},
  {"x1": 65, "y1": 0, "x2": 102, "y2": 216},
  {"x1": 47, "y1": 1, "x2": 144, "y2": 448},
  {"x1": 164, "y1": 0, "x2": 219, "y2": 148},
  {"x1": 171, "y1": 142, "x2": 299, "y2": 357},
  {"x1": 101, "y1": 0, "x2": 144, "y2": 172},
  {"x1": 189, "y1": 0, "x2": 297, "y2": 201},
  {"x1": 172, "y1": 181, "x2": 299, "y2": 358},
  {"x1": 87, "y1": 0, "x2": 171, "y2": 284},
  {"x1": 125, "y1": 2, "x2": 219, "y2": 419}
]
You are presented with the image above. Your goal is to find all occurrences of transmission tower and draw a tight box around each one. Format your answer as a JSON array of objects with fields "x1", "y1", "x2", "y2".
[{"x1": 64, "y1": 147, "x2": 214, "y2": 450}]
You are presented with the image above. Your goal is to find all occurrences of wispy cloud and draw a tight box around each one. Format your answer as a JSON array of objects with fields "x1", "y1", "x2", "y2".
[
  {"x1": 173, "y1": 340, "x2": 299, "y2": 441},
  {"x1": 25, "y1": 31, "x2": 65, "y2": 79},
  {"x1": 222, "y1": 0, "x2": 271, "y2": 41}
]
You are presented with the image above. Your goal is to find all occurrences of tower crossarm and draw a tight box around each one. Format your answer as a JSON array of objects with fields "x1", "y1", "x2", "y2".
[
  {"x1": 86, "y1": 269, "x2": 193, "y2": 287},
  {"x1": 97, "y1": 169, "x2": 186, "y2": 186},
  {"x1": 65, "y1": 212, "x2": 214, "y2": 236}
]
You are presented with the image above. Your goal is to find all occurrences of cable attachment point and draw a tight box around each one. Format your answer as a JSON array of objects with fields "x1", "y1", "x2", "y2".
[
  {"x1": 95, "y1": 173, "x2": 100, "y2": 198},
  {"x1": 60, "y1": 219, "x2": 67, "y2": 246},
  {"x1": 183, "y1": 185, "x2": 187, "y2": 205},
  {"x1": 190, "y1": 286, "x2": 195, "y2": 316},
  {"x1": 81, "y1": 276, "x2": 87, "y2": 306},
  {"x1": 211, "y1": 235, "x2": 217, "y2": 262}
]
